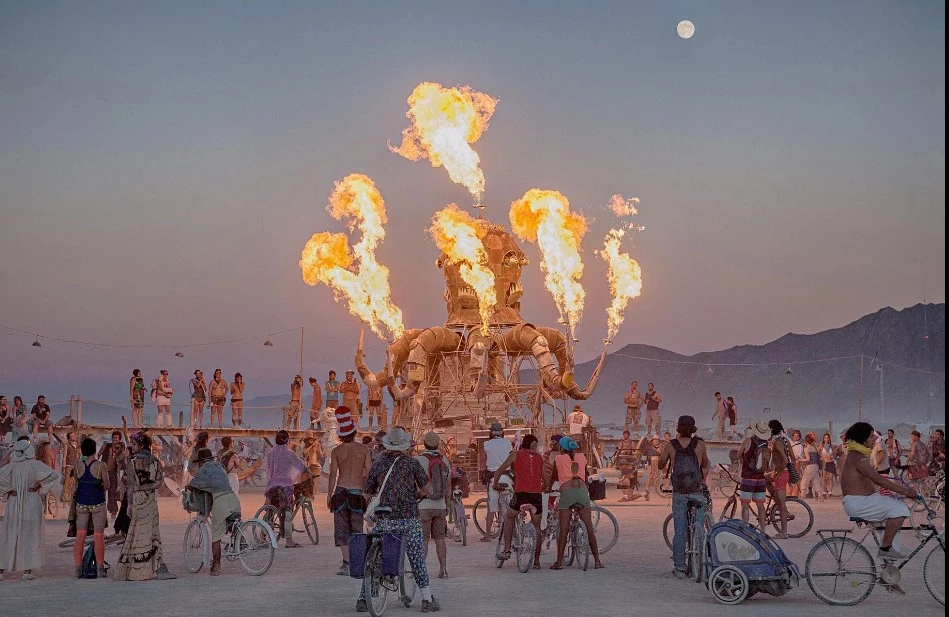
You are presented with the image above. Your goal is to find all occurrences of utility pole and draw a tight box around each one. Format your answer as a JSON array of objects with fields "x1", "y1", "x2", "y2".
[
  {"x1": 858, "y1": 355, "x2": 864, "y2": 421},
  {"x1": 876, "y1": 362, "x2": 884, "y2": 426}
]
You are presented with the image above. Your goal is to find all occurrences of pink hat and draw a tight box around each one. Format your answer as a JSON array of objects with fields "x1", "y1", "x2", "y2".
[{"x1": 335, "y1": 406, "x2": 357, "y2": 437}]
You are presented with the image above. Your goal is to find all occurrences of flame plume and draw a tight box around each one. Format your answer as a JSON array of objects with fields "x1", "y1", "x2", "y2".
[
  {"x1": 599, "y1": 228, "x2": 643, "y2": 340},
  {"x1": 430, "y1": 204, "x2": 497, "y2": 334},
  {"x1": 607, "y1": 194, "x2": 640, "y2": 218},
  {"x1": 389, "y1": 82, "x2": 498, "y2": 204},
  {"x1": 509, "y1": 189, "x2": 588, "y2": 336},
  {"x1": 299, "y1": 173, "x2": 404, "y2": 340}
]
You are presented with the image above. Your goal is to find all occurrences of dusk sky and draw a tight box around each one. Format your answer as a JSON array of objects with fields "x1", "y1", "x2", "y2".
[{"x1": 1, "y1": 1, "x2": 944, "y2": 406}]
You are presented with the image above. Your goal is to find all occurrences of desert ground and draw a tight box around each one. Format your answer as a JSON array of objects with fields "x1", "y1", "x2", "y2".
[{"x1": 0, "y1": 487, "x2": 943, "y2": 617}]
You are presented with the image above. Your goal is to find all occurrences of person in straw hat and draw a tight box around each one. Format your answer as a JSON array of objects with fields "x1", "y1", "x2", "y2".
[
  {"x1": 359, "y1": 427, "x2": 442, "y2": 613},
  {"x1": 738, "y1": 420, "x2": 772, "y2": 531},
  {"x1": 326, "y1": 406, "x2": 370, "y2": 576}
]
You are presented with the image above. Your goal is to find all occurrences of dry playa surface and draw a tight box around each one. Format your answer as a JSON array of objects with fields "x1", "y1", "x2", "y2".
[{"x1": 0, "y1": 490, "x2": 943, "y2": 617}]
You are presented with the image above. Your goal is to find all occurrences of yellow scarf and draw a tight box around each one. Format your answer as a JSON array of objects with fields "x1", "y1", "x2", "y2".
[{"x1": 846, "y1": 440, "x2": 872, "y2": 456}]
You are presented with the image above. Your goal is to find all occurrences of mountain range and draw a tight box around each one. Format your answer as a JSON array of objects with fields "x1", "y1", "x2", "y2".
[
  {"x1": 565, "y1": 303, "x2": 945, "y2": 430},
  {"x1": 51, "y1": 304, "x2": 945, "y2": 432}
]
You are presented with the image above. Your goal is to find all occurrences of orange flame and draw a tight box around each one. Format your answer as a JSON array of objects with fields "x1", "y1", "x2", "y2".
[
  {"x1": 607, "y1": 194, "x2": 640, "y2": 218},
  {"x1": 430, "y1": 204, "x2": 497, "y2": 333},
  {"x1": 389, "y1": 82, "x2": 498, "y2": 204},
  {"x1": 299, "y1": 174, "x2": 404, "y2": 340},
  {"x1": 509, "y1": 189, "x2": 587, "y2": 334},
  {"x1": 599, "y1": 228, "x2": 643, "y2": 340}
]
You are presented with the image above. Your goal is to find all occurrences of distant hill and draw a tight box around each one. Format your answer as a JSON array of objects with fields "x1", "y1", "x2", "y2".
[{"x1": 545, "y1": 303, "x2": 946, "y2": 430}]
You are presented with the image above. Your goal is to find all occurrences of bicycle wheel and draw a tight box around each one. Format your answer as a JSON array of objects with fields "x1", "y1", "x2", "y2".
[
  {"x1": 58, "y1": 538, "x2": 77, "y2": 548},
  {"x1": 573, "y1": 524, "x2": 590, "y2": 571},
  {"x1": 495, "y1": 519, "x2": 507, "y2": 568},
  {"x1": 254, "y1": 504, "x2": 282, "y2": 541},
  {"x1": 662, "y1": 513, "x2": 674, "y2": 551},
  {"x1": 456, "y1": 502, "x2": 468, "y2": 547},
  {"x1": 301, "y1": 502, "x2": 319, "y2": 544},
  {"x1": 364, "y1": 543, "x2": 389, "y2": 617},
  {"x1": 236, "y1": 520, "x2": 275, "y2": 576},
  {"x1": 251, "y1": 468, "x2": 267, "y2": 488},
  {"x1": 589, "y1": 502, "x2": 601, "y2": 529},
  {"x1": 541, "y1": 513, "x2": 558, "y2": 554},
  {"x1": 770, "y1": 497, "x2": 814, "y2": 538},
  {"x1": 709, "y1": 565, "x2": 749, "y2": 605},
  {"x1": 399, "y1": 551, "x2": 417, "y2": 607},
  {"x1": 592, "y1": 506, "x2": 619, "y2": 554},
  {"x1": 471, "y1": 498, "x2": 490, "y2": 537},
  {"x1": 913, "y1": 498, "x2": 945, "y2": 533},
  {"x1": 718, "y1": 496, "x2": 738, "y2": 522},
  {"x1": 515, "y1": 519, "x2": 536, "y2": 573},
  {"x1": 924, "y1": 542, "x2": 945, "y2": 606},
  {"x1": 805, "y1": 536, "x2": 876, "y2": 606},
  {"x1": 182, "y1": 519, "x2": 207, "y2": 573},
  {"x1": 694, "y1": 529, "x2": 706, "y2": 584}
]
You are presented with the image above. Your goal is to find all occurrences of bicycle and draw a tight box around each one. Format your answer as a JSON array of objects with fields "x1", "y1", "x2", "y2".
[
  {"x1": 714, "y1": 464, "x2": 814, "y2": 538},
  {"x1": 563, "y1": 503, "x2": 592, "y2": 571},
  {"x1": 662, "y1": 484, "x2": 714, "y2": 552},
  {"x1": 805, "y1": 497, "x2": 944, "y2": 606},
  {"x1": 361, "y1": 531, "x2": 417, "y2": 617},
  {"x1": 539, "y1": 491, "x2": 619, "y2": 556},
  {"x1": 446, "y1": 487, "x2": 468, "y2": 546},
  {"x1": 182, "y1": 511, "x2": 277, "y2": 576},
  {"x1": 58, "y1": 533, "x2": 126, "y2": 549},
  {"x1": 254, "y1": 483, "x2": 319, "y2": 545},
  {"x1": 471, "y1": 476, "x2": 512, "y2": 539},
  {"x1": 495, "y1": 504, "x2": 537, "y2": 573}
]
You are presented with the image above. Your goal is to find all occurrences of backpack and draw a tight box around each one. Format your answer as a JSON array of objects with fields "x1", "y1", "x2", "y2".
[
  {"x1": 150, "y1": 379, "x2": 159, "y2": 403},
  {"x1": 670, "y1": 438, "x2": 703, "y2": 493},
  {"x1": 421, "y1": 451, "x2": 450, "y2": 501},
  {"x1": 451, "y1": 466, "x2": 471, "y2": 498},
  {"x1": 744, "y1": 437, "x2": 769, "y2": 474},
  {"x1": 82, "y1": 542, "x2": 97, "y2": 578}
]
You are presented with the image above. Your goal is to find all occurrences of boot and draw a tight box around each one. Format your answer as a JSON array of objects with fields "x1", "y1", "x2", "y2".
[{"x1": 284, "y1": 510, "x2": 300, "y2": 548}]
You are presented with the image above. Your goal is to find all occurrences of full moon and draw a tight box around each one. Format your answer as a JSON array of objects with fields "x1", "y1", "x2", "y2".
[{"x1": 677, "y1": 20, "x2": 695, "y2": 39}]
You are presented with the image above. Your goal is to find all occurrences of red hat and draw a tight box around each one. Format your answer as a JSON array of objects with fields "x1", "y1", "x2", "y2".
[{"x1": 335, "y1": 406, "x2": 356, "y2": 437}]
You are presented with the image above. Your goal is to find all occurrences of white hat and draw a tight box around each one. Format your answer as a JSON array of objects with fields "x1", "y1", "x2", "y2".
[
  {"x1": 749, "y1": 421, "x2": 771, "y2": 441},
  {"x1": 381, "y1": 427, "x2": 412, "y2": 451}
]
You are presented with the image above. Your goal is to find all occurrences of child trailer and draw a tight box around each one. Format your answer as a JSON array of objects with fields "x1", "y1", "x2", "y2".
[{"x1": 703, "y1": 519, "x2": 800, "y2": 604}]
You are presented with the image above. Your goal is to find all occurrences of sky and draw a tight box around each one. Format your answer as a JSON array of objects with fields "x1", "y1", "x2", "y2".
[{"x1": 0, "y1": 1, "x2": 945, "y2": 405}]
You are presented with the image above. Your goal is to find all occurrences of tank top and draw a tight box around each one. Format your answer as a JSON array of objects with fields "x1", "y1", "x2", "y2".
[
  {"x1": 191, "y1": 378, "x2": 206, "y2": 399},
  {"x1": 806, "y1": 445, "x2": 819, "y2": 465},
  {"x1": 513, "y1": 449, "x2": 544, "y2": 494},
  {"x1": 76, "y1": 460, "x2": 106, "y2": 507},
  {"x1": 555, "y1": 452, "x2": 587, "y2": 483},
  {"x1": 740, "y1": 437, "x2": 766, "y2": 480},
  {"x1": 645, "y1": 392, "x2": 660, "y2": 410}
]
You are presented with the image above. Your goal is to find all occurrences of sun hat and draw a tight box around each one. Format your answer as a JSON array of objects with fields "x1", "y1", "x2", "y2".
[
  {"x1": 381, "y1": 427, "x2": 412, "y2": 451},
  {"x1": 335, "y1": 406, "x2": 357, "y2": 437},
  {"x1": 749, "y1": 420, "x2": 771, "y2": 441},
  {"x1": 423, "y1": 432, "x2": 441, "y2": 449},
  {"x1": 559, "y1": 436, "x2": 579, "y2": 452}
]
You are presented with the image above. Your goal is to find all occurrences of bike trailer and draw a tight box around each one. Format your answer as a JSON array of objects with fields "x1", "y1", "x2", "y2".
[
  {"x1": 704, "y1": 520, "x2": 800, "y2": 605},
  {"x1": 347, "y1": 533, "x2": 407, "y2": 578}
]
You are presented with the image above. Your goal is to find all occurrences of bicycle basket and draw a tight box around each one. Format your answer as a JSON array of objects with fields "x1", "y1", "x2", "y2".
[
  {"x1": 347, "y1": 533, "x2": 371, "y2": 578},
  {"x1": 587, "y1": 478, "x2": 607, "y2": 501},
  {"x1": 380, "y1": 533, "x2": 406, "y2": 577}
]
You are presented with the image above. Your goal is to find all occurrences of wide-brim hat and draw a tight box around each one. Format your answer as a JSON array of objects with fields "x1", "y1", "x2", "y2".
[
  {"x1": 749, "y1": 421, "x2": 771, "y2": 441},
  {"x1": 381, "y1": 427, "x2": 412, "y2": 451}
]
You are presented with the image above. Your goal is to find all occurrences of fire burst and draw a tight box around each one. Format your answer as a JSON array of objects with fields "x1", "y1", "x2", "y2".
[
  {"x1": 599, "y1": 228, "x2": 643, "y2": 340},
  {"x1": 299, "y1": 173, "x2": 404, "y2": 340},
  {"x1": 509, "y1": 189, "x2": 588, "y2": 337},
  {"x1": 430, "y1": 204, "x2": 497, "y2": 334},
  {"x1": 607, "y1": 194, "x2": 640, "y2": 218},
  {"x1": 389, "y1": 82, "x2": 498, "y2": 205}
]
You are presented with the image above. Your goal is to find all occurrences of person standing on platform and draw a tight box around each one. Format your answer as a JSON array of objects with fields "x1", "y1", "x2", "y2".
[
  {"x1": 340, "y1": 371, "x2": 361, "y2": 428},
  {"x1": 230, "y1": 373, "x2": 245, "y2": 428},
  {"x1": 623, "y1": 381, "x2": 644, "y2": 436},
  {"x1": 308, "y1": 377, "x2": 323, "y2": 429},
  {"x1": 644, "y1": 383, "x2": 663, "y2": 438},
  {"x1": 325, "y1": 371, "x2": 340, "y2": 410}
]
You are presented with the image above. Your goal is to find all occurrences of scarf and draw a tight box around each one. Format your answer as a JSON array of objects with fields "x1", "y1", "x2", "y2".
[
  {"x1": 12, "y1": 439, "x2": 36, "y2": 462},
  {"x1": 846, "y1": 440, "x2": 872, "y2": 456}
]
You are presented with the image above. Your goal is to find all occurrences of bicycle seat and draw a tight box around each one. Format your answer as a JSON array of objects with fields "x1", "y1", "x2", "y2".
[{"x1": 226, "y1": 512, "x2": 241, "y2": 525}]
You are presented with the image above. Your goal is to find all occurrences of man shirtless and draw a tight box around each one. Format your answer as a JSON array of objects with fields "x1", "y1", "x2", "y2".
[
  {"x1": 287, "y1": 375, "x2": 303, "y2": 430},
  {"x1": 840, "y1": 421, "x2": 917, "y2": 592},
  {"x1": 308, "y1": 378, "x2": 323, "y2": 429},
  {"x1": 326, "y1": 406, "x2": 371, "y2": 576}
]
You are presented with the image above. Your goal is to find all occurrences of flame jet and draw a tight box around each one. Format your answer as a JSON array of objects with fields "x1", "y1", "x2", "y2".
[
  {"x1": 299, "y1": 173, "x2": 404, "y2": 341},
  {"x1": 429, "y1": 204, "x2": 497, "y2": 334},
  {"x1": 389, "y1": 82, "x2": 498, "y2": 205},
  {"x1": 599, "y1": 228, "x2": 643, "y2": 340},
  {"x1": 509, "y1": 189, "x2": 588, "y2": 341}
]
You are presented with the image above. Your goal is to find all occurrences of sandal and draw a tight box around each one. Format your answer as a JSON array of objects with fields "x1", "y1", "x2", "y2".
[
  {"x1": 498, "y1": 550, "x2": 511, "y2": 560},
  {"x1": 532, "y1": 563, "x2": 541, "y2": 570},
  {"x1": 549, "y1": 562, "x2": 563, "y2": 570},
  {"x1": 594, "y1": 563, "x2": 605, "y2": 569}
]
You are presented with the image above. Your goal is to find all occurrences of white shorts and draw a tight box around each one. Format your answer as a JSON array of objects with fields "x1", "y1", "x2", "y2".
[
  {"x1": 842, "y1": 494, "x2": 911, "y2": 522},
  {"x1": 487, "y1": 484, "x2": 499, "y2": 511}
]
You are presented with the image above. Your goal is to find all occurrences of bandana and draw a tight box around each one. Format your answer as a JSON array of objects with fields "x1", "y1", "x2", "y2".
[
  {"x1": 13, "y1": 440, "x2": 36, "y2": 462},
  {"x1": 846, "y1": 440, "x2": 872, "y2": 456}
]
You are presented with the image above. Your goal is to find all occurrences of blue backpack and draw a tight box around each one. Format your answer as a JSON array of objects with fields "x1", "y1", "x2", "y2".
[{"x1": 82, "y1": 542, "x2": 97, "y2": 578}]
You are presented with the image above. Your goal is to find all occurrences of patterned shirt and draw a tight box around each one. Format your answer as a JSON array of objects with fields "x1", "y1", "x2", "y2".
[{"x1": 364, "y1": 451, "x2": 429, "y2": 519}]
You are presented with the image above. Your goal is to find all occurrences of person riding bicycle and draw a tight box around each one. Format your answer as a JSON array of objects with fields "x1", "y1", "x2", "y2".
[
  {"x1": 480, "y1": 422, "x2": 512, "y2": 543},
  {"x1": 265, "y1": 429, "x2": 308, "y2": 549},
  {"x1": 493, "y1": 434, "x2": 547, "y2": 570},
  {"x1": 839, "y1": 421, "x2": 918, "y2": 595},
  {"x1": 658, "y1": 415, "x2": 709, "y2": 579},
  {"x1": 187, "y1": 447, "x2": 241, "y2": 575},
  {"x1": 544, "y1": 436, "x2": 604, "y2": 570},
  {"x1": 360, "y1": 427, "x2": 441, "y2": 613}
]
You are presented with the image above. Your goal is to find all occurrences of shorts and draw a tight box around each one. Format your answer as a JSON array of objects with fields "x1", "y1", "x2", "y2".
[
  {"x1": 265, "y1": 485, "x2": 295, "y2": 510},
  {"x1": 625, "y1": 406, "x2": 641, "y2": 427},
  {"x1": 558, "y1": 487, "x2": 592, "y2": 510},
  {"x1": 645, "y1": 409, "x2": 660, "y2": 426},
  {"x1": 419, "y1": 508, "x2": 448, "y2": 541},
  {"x1": 727, "y1": 409, "x2": 737, "y2": 425},
  {"x1": 211, "y1": 396, "x2": 226, "y2": 406},
  {"x1": 368, "y1": 400, "x2": 382, "y2": 407},
  {"x1": 75, "y1": 504, "x2": 107, "y2": 533},
  {"x1": 739, "y1": 477, "x2": 766, "y2": 504},
  {"x1": 842, "y1": 494, "x2": 911, "y2": 522},
  {"x1": 332, "y1": 488, "x2": 366, "y2": 547},
  {"x1": 772, "y1": 470, "x2": 790, "y2": 492},
  {"x1": 509, "y1": 492, "x2": 542, "y2": 515},
  {"x1": 487, "y1": 483, "x2": 500, "y2": 511}
]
